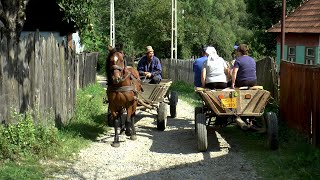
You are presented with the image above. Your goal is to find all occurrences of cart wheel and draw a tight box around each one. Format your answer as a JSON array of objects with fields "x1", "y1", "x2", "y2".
[
  {"x1": 157, "y1": 102, "x2": 168, "y2": 131},
  {"x1": 194, "y1": 106, "x2": 202, "y2": 133},
  {"x1": 196, "y1": 113, "x2": 208, "y2": 152},
  {"x1": 169, "y1": 91, "x2": 178, "y2": 118},
  {"x1": 265, "y1": 112, "x2": 279, "y2": 150}
]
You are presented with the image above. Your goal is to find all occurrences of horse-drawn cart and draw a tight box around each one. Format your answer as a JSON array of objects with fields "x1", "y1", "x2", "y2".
[
  {"x1": 106, "y1": 79, "x2": 178, "y2": 131},
  {"x1": 195, "y1": 87, "x2": 278, "y2": 152},
  {"x1": 136, "y1": 79, "x2": 178, "y2": 131}
]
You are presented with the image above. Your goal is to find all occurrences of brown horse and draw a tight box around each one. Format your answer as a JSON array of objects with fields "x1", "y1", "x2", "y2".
[{"x1": 106, "y1": 45, "x2": 142, "y2": 147}]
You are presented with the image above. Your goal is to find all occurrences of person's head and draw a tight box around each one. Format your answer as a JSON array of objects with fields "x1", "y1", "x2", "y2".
[
  {"x1": 145, "y1": 45, "x2": 154, "y2": 61},
  {"x1": 236, "y1": 44, "x2": 249, "y2": 56},
  {"x1": 200, "y1": 45, "x2": 207, "y2": 57},
  {"x1": 205, "y1": 46, "x2": 217, "y2": 57}
]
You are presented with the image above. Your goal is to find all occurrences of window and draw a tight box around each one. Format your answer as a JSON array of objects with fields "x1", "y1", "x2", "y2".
[
  {"x1": 287, "y1": 46, "x2": 296, "y2": 62},
  {"x1": 305, "y1": 47, "x2": 315, "y2": 65}
]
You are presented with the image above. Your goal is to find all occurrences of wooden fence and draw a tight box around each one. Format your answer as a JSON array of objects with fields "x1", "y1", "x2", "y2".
[
  {"x1": 280, "y1": 61, "x2": 320, "y2": 147},
  {"x1": 0, "y1": 32, "x2": 98, "y2": 126}
]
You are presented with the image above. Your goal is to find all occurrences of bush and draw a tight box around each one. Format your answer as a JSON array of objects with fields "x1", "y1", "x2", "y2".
[{"x1": 0, "y1": 111, "x2": 59, "y2": 160}]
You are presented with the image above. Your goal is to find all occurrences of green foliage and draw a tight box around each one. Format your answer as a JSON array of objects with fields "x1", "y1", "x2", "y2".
[
  {"x1": 245, "y1": 0, "x2": 305, "y2": 57},
  {"x1": 0, "y1": 160, "x2": 44, "y2": 180},
  {"x1": 0, "y1": 111, "x2": 59, "y2": 160},
  {"x1": 57, "y1": 0, "x2": 94, "y2": 36},
  {"x1": 73, "y1": 83, "x2": 105, "y2": 123},
  {"x1": 64, "y1": 83, "x2": 107, "y2": 140},
  {"x1": 0, "y1": 83, "x2": 108, "y2": 178},
  {"x1": 169, "y1": 81, "x2": 202, "y2": 106}
]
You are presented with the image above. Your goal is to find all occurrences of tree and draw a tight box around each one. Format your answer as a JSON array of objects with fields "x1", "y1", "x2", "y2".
[
  {"x1": 57, "y1": 0, "x2": 94, "y2": 39},
  {"x1": 0, "y1": 0, "x2": 29, "y2": 42},
  {"x1": 245, "y1": 0, "x2": 305, "y2": 57}
]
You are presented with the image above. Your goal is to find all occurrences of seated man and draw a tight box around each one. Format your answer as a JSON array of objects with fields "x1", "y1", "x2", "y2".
[{"x1": 137, "y1": 46, "x2": 162, "y2": 84}]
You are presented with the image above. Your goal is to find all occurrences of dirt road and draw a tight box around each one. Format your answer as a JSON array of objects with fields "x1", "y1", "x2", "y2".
[{"x1": 49, "y1": 92, "x2": 259, "y2": 179}]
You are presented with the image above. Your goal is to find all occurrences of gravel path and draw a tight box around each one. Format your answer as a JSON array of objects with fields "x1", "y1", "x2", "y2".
[{"x1": 48, "y1": 97, "x2": 259, "y2": 180}]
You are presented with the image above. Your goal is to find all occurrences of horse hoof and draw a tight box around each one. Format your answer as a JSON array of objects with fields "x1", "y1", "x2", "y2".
[
  {"x1": 125, "y1": 130, "x2": 132, "y2": 136},
  {"x1": 130, "y1": 135, "x2": 137, "y2": 140},
  {"x1": 111, "y1": 142, "x2": 120, "y2": 147},
  {"x1": 120, "y1": 129, "x2": 126, "y2": 135}
]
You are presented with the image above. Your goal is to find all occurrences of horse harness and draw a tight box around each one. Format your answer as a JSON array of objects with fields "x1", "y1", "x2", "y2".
[{"x1": 108, "y1": 66, "x2": 140, "y2": 94}]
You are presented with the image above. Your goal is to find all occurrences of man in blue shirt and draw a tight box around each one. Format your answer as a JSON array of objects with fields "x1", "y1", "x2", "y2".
[
  {"x1": 137, "y1": 46, "x2": 162, "y2": 84},
  {"x1": 193, "y1": 47, "x2": 207, "y2": 87}
]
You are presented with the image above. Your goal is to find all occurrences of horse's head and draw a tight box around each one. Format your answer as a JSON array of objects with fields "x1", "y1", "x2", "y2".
[{"x1": 107, "y1": 45, "x2": 126, "y2": 84}]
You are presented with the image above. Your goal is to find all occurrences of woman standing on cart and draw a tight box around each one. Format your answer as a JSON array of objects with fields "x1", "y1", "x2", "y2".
[
  {"x1": 201, "y1": 46, "x2": 229, "y2": 89},
  {"x1": 231, "y1": 44, "x2": 257, "y2": 89}
]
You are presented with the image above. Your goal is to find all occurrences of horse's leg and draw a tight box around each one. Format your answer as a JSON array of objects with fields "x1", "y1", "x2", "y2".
[
  {"x1": 111, "y1": 115, "x2": 120, "y2": 147},
  {"x1": 120, "y1": 109, "x2": 126, "y2": 135},
  {"x1": 125, "y1": 106, "x2": 137, "y2": 140},
  {"x1": 130, "y1": 112, "x2": 137, "y2": 140},
  {"x1": 125, "y1": 110, "x2": 132, "y2": 137}
]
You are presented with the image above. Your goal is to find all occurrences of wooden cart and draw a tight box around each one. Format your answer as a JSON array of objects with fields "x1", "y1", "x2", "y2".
[
  {"x1": 195, "y1": 87, "x2": 278, "y2": 152},
  {"x1": 136, "y1": 79, "x2": 178, "y2": 131}
]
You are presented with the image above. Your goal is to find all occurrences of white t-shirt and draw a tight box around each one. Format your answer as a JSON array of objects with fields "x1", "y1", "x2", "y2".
[{"x1": 202, "y1": 57, "x2": 227, "y2": 83}]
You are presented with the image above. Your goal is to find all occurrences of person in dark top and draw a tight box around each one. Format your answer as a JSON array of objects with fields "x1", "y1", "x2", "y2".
[
  {"x1": 231, "y1": 44, "x2": 257, "y2": 88},
  {"x1": 193, "y1": 47, "x2": 208, "y2": 87},
  {"x1": 137, "y1": 46, "x2": 162, "y2": 84}
]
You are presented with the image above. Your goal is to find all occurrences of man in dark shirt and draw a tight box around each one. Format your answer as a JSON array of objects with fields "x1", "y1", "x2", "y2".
[
  {"x1": 137, "y1": 46, "x2": 162, "y2": 84},
  {"x1": 193, "y1": 47, "x2": 207, "y2": 87}
]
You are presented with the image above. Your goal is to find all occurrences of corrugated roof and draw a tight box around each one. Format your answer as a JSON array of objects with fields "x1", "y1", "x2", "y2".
[{"x1": 267, "y1": 0, "x2": 320, "y2": 33}]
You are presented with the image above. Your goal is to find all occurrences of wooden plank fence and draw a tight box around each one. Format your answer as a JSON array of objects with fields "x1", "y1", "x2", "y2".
[
  {"x1": 280, "y1": 61, "x2": 320, "y2": 147},
  {"x1": 0, "y1": 32, "x2": 98, "y2": 126}
]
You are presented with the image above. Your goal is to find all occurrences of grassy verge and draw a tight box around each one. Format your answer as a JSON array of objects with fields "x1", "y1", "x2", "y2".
[
  {"x1": 170, "y1": 81, "x2": 320, "y2": 179},
  {"x1": 0, "y1": 83, "x2": 107, "y2": 179}
]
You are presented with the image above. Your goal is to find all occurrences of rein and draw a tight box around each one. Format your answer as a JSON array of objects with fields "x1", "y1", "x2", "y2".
[{"x1": 109, "y1": 69, "x2": 139, "y2": 93}]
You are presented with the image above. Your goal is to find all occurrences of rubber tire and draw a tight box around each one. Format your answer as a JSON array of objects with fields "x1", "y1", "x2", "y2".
[
  {"x1": 157, "y1": 102, "x2": 168, "y2": 131},
  {"x1": 265, "y1": 112, "x2": 279, "y2": 150},
  {"x1": 194, "y1": 107, "x2": 202, "y2": 133},
  {"x1": 196, "y1": 113, "x2": 208, "y2": 152},
  {"x1": 169, "y1": 91, "x2": 178, "y2": 118}
]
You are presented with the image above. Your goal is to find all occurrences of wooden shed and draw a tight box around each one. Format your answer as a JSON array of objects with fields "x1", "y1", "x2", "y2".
[
  {"x1": 267, "y1": 0, "x2": 320, "y2": 66},
  {"x1": 22, "y1": 0, "x2": 76, "y2": 47}
]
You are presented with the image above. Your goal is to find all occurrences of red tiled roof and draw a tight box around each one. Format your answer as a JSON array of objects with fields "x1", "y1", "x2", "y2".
[{"x1": 267, "y1": 0, "x2": 320, "y2": 33}]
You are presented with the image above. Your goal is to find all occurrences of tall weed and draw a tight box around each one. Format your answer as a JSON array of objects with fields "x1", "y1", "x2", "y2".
[{"x1": 0, "y1": 111, "x2": 59, "y2": 160}]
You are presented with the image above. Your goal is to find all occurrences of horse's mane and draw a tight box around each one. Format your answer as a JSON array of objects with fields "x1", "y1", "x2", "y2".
[{"x1": 106, "y1": 48, "x2": 117, "y2": 85}]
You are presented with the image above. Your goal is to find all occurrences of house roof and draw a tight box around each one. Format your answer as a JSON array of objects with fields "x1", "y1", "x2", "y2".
[{"x1": 267, "y1": 0, "x2": 320, "y2": 33}]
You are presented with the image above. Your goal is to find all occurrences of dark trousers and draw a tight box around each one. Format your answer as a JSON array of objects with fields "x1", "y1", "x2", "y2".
[
  {"x1": 149, "y1": 76, "x2": 161, "y2": 84},
  {"x1": 205, "y1": 82, "x2": 227, "y2": 90},
  {"x1": 235, "y1": 80, "x2": 257, "y2": 87},
  {"x1": 141, "y1": 76, "x2": 161, "y2": 84}
]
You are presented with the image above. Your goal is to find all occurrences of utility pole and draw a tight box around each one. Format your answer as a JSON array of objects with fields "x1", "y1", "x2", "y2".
[
  {"x1": 110, "y1": 0, "x2": 115, "y2": 47},
  {"x1": 171, "y1": 0, "x2": 177, "y2": 60},
  {"x1": 281, "y1": 0, "x2": 286, "y2": 61}
]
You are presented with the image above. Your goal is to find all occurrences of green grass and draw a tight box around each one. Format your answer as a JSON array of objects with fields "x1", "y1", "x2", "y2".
[
  {"x1": 169, "y1": 81, "x2": 202, "y2": 106},
  {"x1": 0, "y1": 83, "x2": 108, "y2": 179},
  {"x1": 172, "y1": 80, "x2": 320, "y2": 180}
]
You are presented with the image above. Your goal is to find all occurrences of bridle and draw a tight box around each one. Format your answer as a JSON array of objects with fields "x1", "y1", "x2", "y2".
[{"x1": 110, "y1": 51, "x2": 131, "y2": 84}]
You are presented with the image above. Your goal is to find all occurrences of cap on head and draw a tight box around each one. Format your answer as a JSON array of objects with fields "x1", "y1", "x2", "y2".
[{"x1": 146, "y1": 46, "x2": 154, "y2": 54}]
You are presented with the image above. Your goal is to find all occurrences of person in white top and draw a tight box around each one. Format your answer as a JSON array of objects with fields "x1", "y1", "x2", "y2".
[{"x1": 201, "y1": 46, "x2": 229, "y2": 89}]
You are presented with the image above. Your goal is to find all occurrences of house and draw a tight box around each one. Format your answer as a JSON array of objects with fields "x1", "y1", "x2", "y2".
[
  {"x1": 267, "y1": 0, "x2": 320, "y2": 66},
  {"x1": 22, "y1": 0, "x2": 79, "y2": 51}
]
